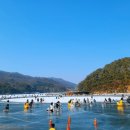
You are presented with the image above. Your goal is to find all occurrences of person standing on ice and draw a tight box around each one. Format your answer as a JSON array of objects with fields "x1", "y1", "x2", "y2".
[
  {"x1": 90, "y1": 97, "x2": 93, "y2": 104},
  {"x1": 47, "y1": 102, "x2": 54, "y2": 113},
  {"x1": 49, "y1": 123, "x2": 56, "y2": 130},
  {"x1": 3, "y1": 100, "x2": 9, "y2": 112}
]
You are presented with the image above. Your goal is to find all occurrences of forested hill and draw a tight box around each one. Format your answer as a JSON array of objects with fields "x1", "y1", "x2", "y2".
[
  {"x1": 0, "y1": 71, "x2": 76, "y2": 94},
  {"x1": 78, "y1": 57, "x2": 130, "y2": 93}
]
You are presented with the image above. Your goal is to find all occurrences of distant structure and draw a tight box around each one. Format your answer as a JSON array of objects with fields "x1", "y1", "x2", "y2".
[{"x1": 65, "y1": 91, "x2": 90, "y2": 96}]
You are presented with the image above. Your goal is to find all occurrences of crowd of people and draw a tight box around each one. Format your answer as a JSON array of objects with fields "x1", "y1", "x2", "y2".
[{"x1": 2, "y1": 96, "x2": 129, "y2": 130}]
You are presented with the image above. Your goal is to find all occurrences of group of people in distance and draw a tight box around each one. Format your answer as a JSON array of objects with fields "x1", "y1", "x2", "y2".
[
  {"x1": 3, "y1": 99, "x2": 34, "y2": 112},
  {"x1": 67, "y1": 98, "x2": 97, "y2": 109}
]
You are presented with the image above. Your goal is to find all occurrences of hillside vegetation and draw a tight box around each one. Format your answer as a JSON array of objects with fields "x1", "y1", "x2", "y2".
[
  {"x1": 78, "y1": 57, "x2": 130, "y2": 93},
  {"x1": 0, "y1": 71, "x2": 76, "y2": 94}
]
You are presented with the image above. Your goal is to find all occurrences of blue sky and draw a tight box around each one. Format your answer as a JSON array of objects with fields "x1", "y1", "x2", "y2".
[{"x1": 0, "y1": 0, "x2": 130, "y2": 83}]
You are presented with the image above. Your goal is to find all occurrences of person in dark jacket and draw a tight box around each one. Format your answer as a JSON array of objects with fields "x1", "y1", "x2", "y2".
[{"x1": 3, "y1": 100, "x2": 9, "y2": 112}]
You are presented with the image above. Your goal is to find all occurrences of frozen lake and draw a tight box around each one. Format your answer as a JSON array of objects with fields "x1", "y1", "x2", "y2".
[{"x1": 0, "y1": 102, "x2": 130, "y2": 130}]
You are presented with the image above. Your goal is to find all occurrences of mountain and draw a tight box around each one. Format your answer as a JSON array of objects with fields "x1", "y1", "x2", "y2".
[
  {"x1": 50, "y1": 78, "x2": 76, "y2": 89},
  {"x1": 78, "y1": 57, "x2": 130, "y2": 93},
  {"x1": 0, "y1": 71, "x2": 76, "y2": 94}
]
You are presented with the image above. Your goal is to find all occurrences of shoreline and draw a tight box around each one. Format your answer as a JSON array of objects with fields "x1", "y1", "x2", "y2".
[{"x1": 1, "y1": 93, "x2": 129, "y2": 103}]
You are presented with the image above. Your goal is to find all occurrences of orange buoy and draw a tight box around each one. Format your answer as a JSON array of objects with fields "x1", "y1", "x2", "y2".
[
  {"x1": 49, "y1": 119, "x2": 53, "y2": 128},
  {"x1": 66, "y1": 123, "x2": 70, "y2": 130},
  {"x1": 68, "y1": 116, "x2": 71, "y2": 125},
  {"x1": 93, "y1": 118, "x2": 98, "y2": 128}
]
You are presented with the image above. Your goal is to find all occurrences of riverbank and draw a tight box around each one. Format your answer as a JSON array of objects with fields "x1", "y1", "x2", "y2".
[{"x1": 1, "y1": 93, "x2": 129, "y2": 103}]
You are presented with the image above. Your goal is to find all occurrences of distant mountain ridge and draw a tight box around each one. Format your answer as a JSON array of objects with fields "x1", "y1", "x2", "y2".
[
  {"x1": 78, "y1": 57, "x2": 130, "y2": 93},
  {"x1": 50, "y1": 78, "x2": 76, "y2": 89},
  {"x1": 0, "y1": 71, "x2": 76, "y2": 94}
]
